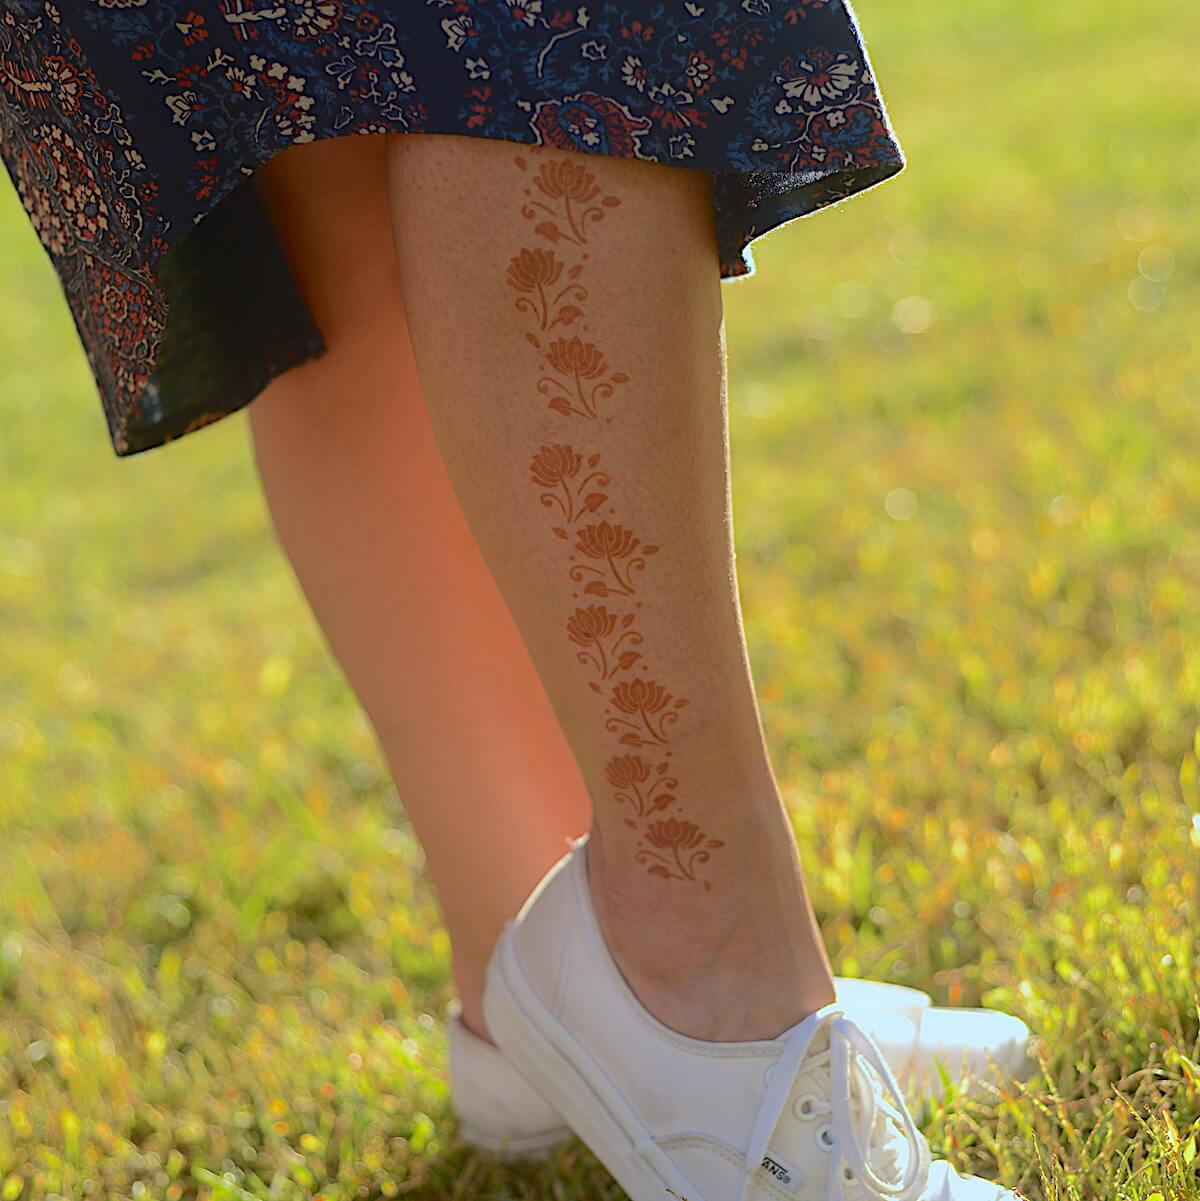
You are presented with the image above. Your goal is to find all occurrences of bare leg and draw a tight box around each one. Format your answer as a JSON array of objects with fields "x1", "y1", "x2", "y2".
[
  {"x1": 384, "y1": 132, "x2": 836, "y2": 1042},
  {"x1": 246, "y1": 133, "x2": 591, "y2": 1039}
]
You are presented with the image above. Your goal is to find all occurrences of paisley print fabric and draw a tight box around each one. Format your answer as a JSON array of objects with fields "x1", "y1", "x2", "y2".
[{"x1": 0, "y1": 0, "x2": 906, "y2": 458}]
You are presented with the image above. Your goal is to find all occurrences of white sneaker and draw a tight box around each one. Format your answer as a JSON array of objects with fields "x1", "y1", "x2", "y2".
[
  {"x1": 445, "y1": 996, "x2": 570, "y2": 1158},
  {"x1": 866, "y1": 1004, "x2": 1031, "y2": 1101},
  {"x1": 481, "y1": 834, "x2": 1027, "y2": 1200},
  {"x1": 449, "y1": 903, "x2": 1031, "y2": 1161},
  {"x1": 832, "y1": 978, "x2": 1031, "y2": 1100}
]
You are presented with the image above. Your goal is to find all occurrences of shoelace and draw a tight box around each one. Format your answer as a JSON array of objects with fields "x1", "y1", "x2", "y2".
[{"x1": 740, "y1": 1002, "x2": 931, "y2": 1201}]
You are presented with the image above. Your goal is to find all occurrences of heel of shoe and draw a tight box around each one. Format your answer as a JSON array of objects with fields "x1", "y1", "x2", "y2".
[
  {"x1": 482, "y1": 925, "x2": 693, "y2": 1201},
  {"x1": 455, "y1": 1119, "x2": 573, "y2": 1163}
]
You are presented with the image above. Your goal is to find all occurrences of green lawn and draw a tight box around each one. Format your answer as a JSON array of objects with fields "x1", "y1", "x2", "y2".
[{"x1": 2, "y1": 1, "x2": 1199, "y2": 1198}]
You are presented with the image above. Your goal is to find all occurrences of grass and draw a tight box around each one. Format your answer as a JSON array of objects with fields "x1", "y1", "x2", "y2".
[{"x1": 1, "y1": 0, "x2": 1199, "y2": 1197}]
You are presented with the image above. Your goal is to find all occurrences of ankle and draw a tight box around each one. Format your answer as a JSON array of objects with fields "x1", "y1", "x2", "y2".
[
  {"x1": 451, "y1": 964, "x2": 496, "y2": 1046},
  {"x1": 613, "y1": 953, "x2": 834, "y2": 1043},
  {"x1": 585, "y1": 832, "x2": 836, "y2": 1041},
  {"x1": 457, "y1": 1002, "x2": 496, "y2": 1046}
]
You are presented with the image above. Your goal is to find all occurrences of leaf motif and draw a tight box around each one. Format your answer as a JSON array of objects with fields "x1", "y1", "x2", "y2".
[
  {"x1": 642, "y1": 545, "x2": 659, "y2": 554},
  {"x1": 581, "y1": 491, "x2": 607, "y2": 513},
  {"x1": 656, "y1": 761, "x2": 670, "y2": 774},
  {"x1": 535, "y1": 220, "x2": 562, "y2": 241},
  {"x1": 619, "y1": 733, "x2": 641, "y2": 746},
  {"x1": 610, "y1": 372, "x2": 629, "y2": 383},
  {"x1": 589, "y1": 682, "x2": 602, "y2": 694},
  {"x1": 584, "y1": 581, "x2": 608, "y2": 596},
  {"x1": 568, "y1": 264, "x2": 583, "y2": 279},
  {"x1": 617, "y1": 651, "x2": 642, "y2": 671},
  {"x1": 552, "y1": 527, "x2": 569, "y2": 539},
  {"x1": 621, "y1": 613, "x2": 636, "y2": 628},
  {"x1": 525, "y1": 333, "x2": 541, "y2": 348},
  {"x1": 557, "y1": 305, "x2": 583, "y2": 325},
  {"x1": 651, "y1": 794, "x2": 676, "y2": 811},
  {"x1": 548, "y1": 397, "x2": 574, "y2": 416},
  {"x1": 624, "y1": 819, "x2": 639, "y2": 830},
  {"x1": 602, "y1": 195, "x2": 621, "y2": 207},
  {"x1": 673, "y1": 699, "x2": 689, "y2": 708},
  {"x1": 647, "y1": 864, "x2": 672, "y2": 878},
  {"x1": 587, "y1": 453, "x2": 601, "y2": 467},
  {"x1": 707, "y1": 839, "x2": 725, "y2": 849}
]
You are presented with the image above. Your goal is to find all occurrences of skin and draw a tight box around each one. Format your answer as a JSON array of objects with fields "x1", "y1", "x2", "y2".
[
  {"x1": 249, "y1": 129, "x2": 835, "y2": 1044},
  {"x1": 247, "y1": 132, "x2": 590, "y2": 1041},
  {"x1": 383, "y1": 131, "x2": 835, "y2": 1042},
  {"x1": 503, "y1": 156, "x2": 722, "y2": 885}
]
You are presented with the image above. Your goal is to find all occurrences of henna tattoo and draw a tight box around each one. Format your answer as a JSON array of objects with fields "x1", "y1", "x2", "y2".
[
  {"x1": 567, "y1": 605, "x2": 644, "y2": 683},
  {"x1": 529, "y1": 444, "x2": 610, "y2": 527},
  {"x1": 506, "y1": 248, "x2": 588, "y2": 331},
  {"x1": 569, "y1": 520, "x2": 658, "y2": 597},
  {"x1": 605, "y1": 678, "x2": 687, "y2": 747},
  {"x1": 537, "y1": 335, "x2": 628, "y2": 420},
  {"x1": 508, "y1": 147, "x2": 722, "y2": 886},
  {"x1": 605, "y1": 754, "x2": 678, "y2": 824},
  {"x1": 514, "y1": 156, "x2": 622, "y2": 246},
  {"x1": 636, "y1": 819, "x2": 726, "y2": 884}
]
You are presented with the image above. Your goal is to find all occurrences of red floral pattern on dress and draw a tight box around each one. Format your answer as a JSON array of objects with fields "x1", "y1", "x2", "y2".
[
  {"x1": 0, "y1": 4, "x2": 167, "y2": 454},
  {"x1": 0, "y1": 0, "x2": 904, "y2": 458}
]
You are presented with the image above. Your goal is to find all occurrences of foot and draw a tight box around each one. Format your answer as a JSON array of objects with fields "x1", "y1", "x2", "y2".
[
  {"x1": 449, "y1": 986, "x2": 1030, "y2": 1163},
  {"x1": 477, "y1": 834, "x2": 1029, "y2": 1199},
  {"x1": 444, "y1": 997, "x2": 570, "y2": 1159},
  {"x1": 448, "y1": 876, "x2": 1031, "y2": 1159}
]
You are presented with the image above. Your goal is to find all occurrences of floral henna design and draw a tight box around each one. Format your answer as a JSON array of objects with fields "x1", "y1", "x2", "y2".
[
  {"x1": 567, "y1": 605, "x2": 644, "y2": 683},
  {"x1": 514, "y1": 155, "x2": 622, "y2": 245},
  {"x1": 635, "y1": 819, "x2": 725, "y2": 888},
  {"x1": 537, "y1": 334, "x2": 629, "y2": 420},
  {"x1": 529, "y1": 444, "x2": 610, "y2": 526},
  {"x1": 606, "y1": 754, "x2": 678, "y2": 824},
  {"x1": 510, "y1": 150, "x2": 722, "y2": 884},
  {"x1": 605, "y1": 678, "x2": 688, "y2": 747},
  {"x1": 506, "y1": 247, "x2": 588, "y2": 332},
  {"x1": 569, "y1": 520, "x2": 658, "y2": 597}
]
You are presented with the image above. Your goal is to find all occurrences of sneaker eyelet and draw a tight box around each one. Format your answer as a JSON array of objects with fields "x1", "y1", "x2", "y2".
[
  {"x1": 791, "y1": 1093, "x2": 818, "y2": 1119},
  {"x1": 815, "y1": 1123, "x2": 835, "y2": 1151},
  {"x1": 843, "y1": 1165, "x2": 855, "y2": 1182}
]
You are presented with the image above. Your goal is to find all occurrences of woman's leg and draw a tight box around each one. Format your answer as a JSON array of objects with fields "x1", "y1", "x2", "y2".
[
  {"x1": 246, "y1": 132, "x2": 591, "y2": 1038},
  {"x1": 384, "y1": 132, "x2": 836, "y2": 1043}
]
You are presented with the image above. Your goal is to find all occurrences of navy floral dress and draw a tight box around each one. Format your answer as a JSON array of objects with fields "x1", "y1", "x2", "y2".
[{"x1": 0, "y1": 1, "x2": 906, "y2": 458}]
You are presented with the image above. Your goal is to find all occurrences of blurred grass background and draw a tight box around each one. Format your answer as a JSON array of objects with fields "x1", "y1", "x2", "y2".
[{"x1": 2, "y1": 0, "x2": 1199, "y2": 1198}]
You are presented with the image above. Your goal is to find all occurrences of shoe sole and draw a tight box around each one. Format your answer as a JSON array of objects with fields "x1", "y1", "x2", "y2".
[
  {"x1": 457, "y1": 1120, "x2": 573, "y2": 1162},
  {"x1": 483, "y1": 922, "x2": 707, "y2": 1201}
]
